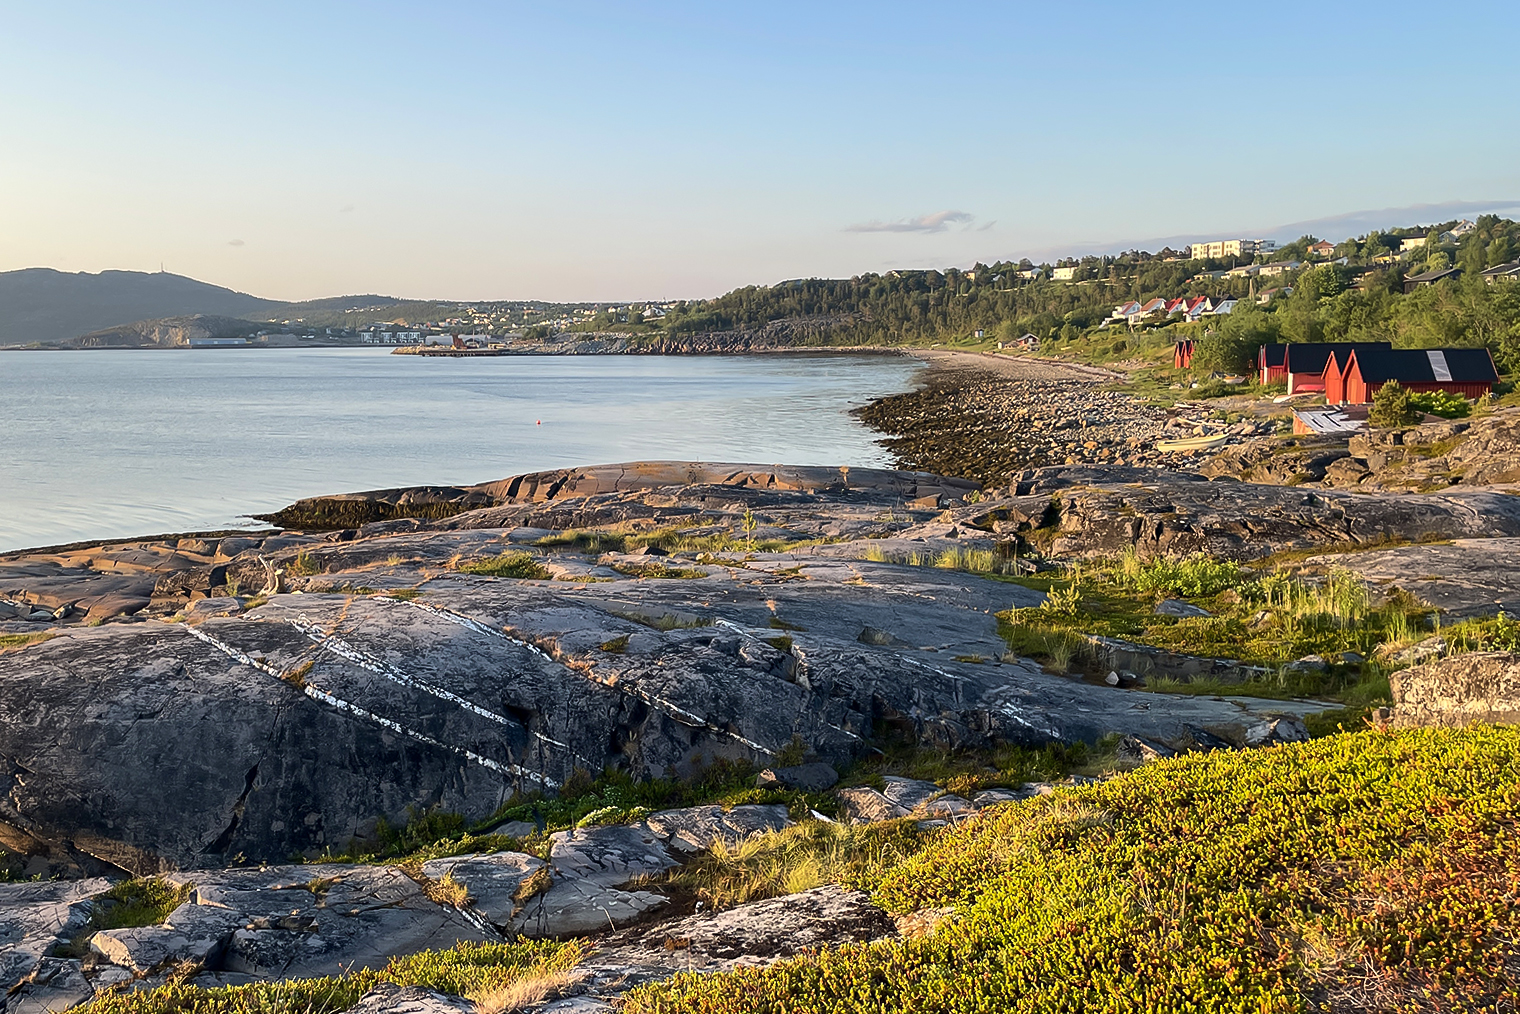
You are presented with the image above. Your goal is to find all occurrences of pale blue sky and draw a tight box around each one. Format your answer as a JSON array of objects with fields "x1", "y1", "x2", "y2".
[{"x1": 2, "y1": 1, "x2": 1517, "y2": 301}]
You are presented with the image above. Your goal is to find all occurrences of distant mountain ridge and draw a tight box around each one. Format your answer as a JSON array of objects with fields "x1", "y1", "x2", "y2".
[{"x1": 0, "y1": 268, "x2": 407, "y2": 345}]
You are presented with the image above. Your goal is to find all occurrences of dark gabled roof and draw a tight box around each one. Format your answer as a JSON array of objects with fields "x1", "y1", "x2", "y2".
[
  {"x1": 1282, "y1": 341, "x2": 1393, "y2": 376},
  {"x1": 1481, "y1": 261, "x2": 1520, "y2": 278},
  {"x1": 1404, "y1": 266, "x2": 1462, "y2": 284},
  {"x1": 1347, "y1": 347, "x2": 1499, "y2": 384},
  {"x1": 1260, "y1": 343, "x2": 1287, "y2": 369}
]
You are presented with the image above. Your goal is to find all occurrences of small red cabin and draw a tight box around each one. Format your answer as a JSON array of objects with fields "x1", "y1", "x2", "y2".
[
  {"x1": 1340, "y1": 347, "x2": 1499, "y2": 405},
  {"x1": 1174, "y1": 339, "x2": 1195, "y2": 369},
  {"x1": 1282, "y1": 342, "x2": 1392, "y2": 394},
  {"x1": 1258, "y1": 344, "x2": 1286, "y2": 385}
]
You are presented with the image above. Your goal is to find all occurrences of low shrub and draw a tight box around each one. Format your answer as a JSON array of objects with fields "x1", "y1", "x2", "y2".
[
  {"x1": 457, "y1": 552, "x2": 550, "y2": 580},
  {"x1": 627, "y1": 727, "x2": 1520, "y2": 1013},
  {"x1": 1408, "y1": 389, "x2": 1473, "y2": 419}
]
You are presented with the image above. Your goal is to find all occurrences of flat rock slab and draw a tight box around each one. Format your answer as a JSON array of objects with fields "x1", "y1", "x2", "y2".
[
  {"x1": 1311, "y1": 538, "x2": 1520, "y2": 618},
  {"x1": 548, "y1": 825, "x2": 679, "y2": 886},
  {"x1": 0, "y1": 461, "x2": 1382, "y2": 868},
  {"x1": 594, "y1": 884, "x2": 897, "y2": 977},
  {"x1": 421, "y1": 851, "x2": 547, "y2": 930},
  {"x1": 90, "y1": 865, "x2": 491, "y2": 980},
  {"x1": 342, "y1": 983, "x2": 476, "y2": 1014},
  {"x1": 0, "y1": 878, "x2": 110, "y2": 996},
  {"x1": 642, "y1": 804, "x2": 791, "y2": 855}
]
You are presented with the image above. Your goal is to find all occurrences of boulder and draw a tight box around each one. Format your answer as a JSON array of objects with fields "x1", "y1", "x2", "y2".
[
  {"x1": 642, "y1": 805, "x2": 791, "y2": 855},
  {"x1": 1390, "y1": 652, "x2": 1520, "y2": 728},
  {"x1": 4, "y1": 957, "x2": 93, "y2": 1014},
  {"x1": 970, "y1": 787, "x2": 1029, "y2": 808},
  {"x1": 835, "y1": 787, "x2": 909, "y2": 824},
  {"x1": 342, "y1": 983, "x2": 477, "y2": 1014},
  {"x1": 1242, "y1": 717, "x2": 1309, "y2": 747},
  {"x1": 1155, "y1": 599, "x2": 1211, "y2": 618},
  {"x1": 878, "y1": 776, "x2": 943, "y2": 812},
  {"x1": 546, "y1": 825, "x2": 679, "y2": 887},
  {"x1": 620, "y1": 885, "x2": 895, "y2": 969},
  {"x1": 511, "y1": 874, "x2": 668, "y2": 938}
]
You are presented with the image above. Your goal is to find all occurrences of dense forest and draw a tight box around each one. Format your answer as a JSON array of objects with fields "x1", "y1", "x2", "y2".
[{"x1": 656, "y1": 215, "x2": 1520, "y2": 370}]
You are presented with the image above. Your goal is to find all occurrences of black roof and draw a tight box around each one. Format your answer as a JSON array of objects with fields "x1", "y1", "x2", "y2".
[
  {"x1": 1348, "y1": 347, "x2": 1498, "y2": 384},
  {"x1": 1282, "y1": 342, "x2": 1393, "y2": 376},
  {"x1": 1260, "y1": 343, "x2": 1287, "y2": 368}
]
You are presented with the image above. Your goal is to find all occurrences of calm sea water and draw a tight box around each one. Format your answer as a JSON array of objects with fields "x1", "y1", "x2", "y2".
[{"x1": 0, "y1": 349, "x2": 921, "y2": 553}]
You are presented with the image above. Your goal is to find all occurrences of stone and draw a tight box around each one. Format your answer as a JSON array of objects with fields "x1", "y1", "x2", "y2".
[
  {"x1": 487, "y1": 819, "x2": 538, "y2": 839},
  {"x1": 187, "y1": 596, "x2": 242, "y2": 617},
  {"x1": 922, "y1": 794, "x2": 975, "y2": 819},
  {"x1": 547, "y1": 825, "x2": 679, "y2": 887},
  {"x1": 1114, "y1": 735, "x2": 1173, "y2": 764},
  {"x1": 835, "y1": 786, "x2": 910, "y2": 824},
  {"x1": 1155, "y1": 599, "x2": 1212, "y2": 618},
  {"x1": 342, "y1": 982, "x2": 477, "y2": 1014},
  {"x1": 1105, "y1": 671, "x2": 1121, "y2": 686},
  {"x1": 856, "y1": 626, "x2": 904, "y2": 646},
  {"x1": 596, "y1": 885, "x2": 896, "y2": 976},
  {"x1": 419, "y1": 851, "x2": 548, "y2": 929},
  {"x1": 755, "y1": 762, "x2": 839, "y2": 792},
  {"x1": 642, "y1": 804, "x2": 791, "y2": 855},
  {"x1": 0, "y1": 879, "x2": 110, "y2": 999},
  {"x1": 1381, "y1": 636, "x2": 1448, "y2": 666},
  {"x1": 5, "y1": 957, "x2": 93, "y2": 1014},
  {"x1": 878, "y1": 776, "x2": 944, "y2": 812},
  {"x1": 970, "y1": 787, "x2": 1028, "y2": 808},
  {"x1": 1284, "y1": 655, "x2": 1327, "y2": 673},
  {"x1": 1243, "y1": 717, "x2": 1309, "y2": 747},
  {"x1": 511, "y1": 874, "x2": 668, "y2": 938},
  {"x1": 1390, "y1": 651, "x2": 1520, "y2": 728}
]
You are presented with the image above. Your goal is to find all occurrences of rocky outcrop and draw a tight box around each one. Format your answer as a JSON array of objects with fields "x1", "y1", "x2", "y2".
[
  {"x1": 1309, "y1": 538, "x2": 1520, "y2": 619},
  {"x1": 993, "y1": 466, "x2": 1520, "y2": 561},
  {"x1": 0, "y1": 462, "x2": 1347, "y2": 873},
  {"x1": 1389, "y1": 652, "x2": 1520, "y2": 728}
]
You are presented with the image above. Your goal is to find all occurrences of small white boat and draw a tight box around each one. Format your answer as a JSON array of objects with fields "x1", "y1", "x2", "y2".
[{"x1": 1156, "y1": 434, "x2": 1228, "y2": 453}]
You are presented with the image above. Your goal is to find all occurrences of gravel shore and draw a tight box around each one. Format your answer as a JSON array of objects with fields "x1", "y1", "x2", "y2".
[{"x1": 855, "y1": 351, "x2": 1180, "y2": 485}]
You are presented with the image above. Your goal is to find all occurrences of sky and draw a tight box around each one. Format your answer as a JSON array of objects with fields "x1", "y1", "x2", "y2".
[{"x1": 2, "y1": 1, "x2": 1519, "y2": 303}]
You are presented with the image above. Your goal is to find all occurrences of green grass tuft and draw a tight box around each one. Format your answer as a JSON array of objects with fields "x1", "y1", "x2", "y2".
[{"x1": 456, "y1": 552, "x2": 551, "y2": 580}]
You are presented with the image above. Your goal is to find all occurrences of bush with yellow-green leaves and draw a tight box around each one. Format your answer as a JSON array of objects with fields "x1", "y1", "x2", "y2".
[{"x1": 626, "y1": 726, "x2": 1520, "y2": 1013}]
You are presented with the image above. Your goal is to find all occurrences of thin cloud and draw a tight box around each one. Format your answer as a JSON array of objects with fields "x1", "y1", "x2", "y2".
[
  {"x1": 227, "y1": 238, "x2": 245, "y2": 247},
  {"x1": 846, "y1": 210, "x2": 975, "y2": 234}
]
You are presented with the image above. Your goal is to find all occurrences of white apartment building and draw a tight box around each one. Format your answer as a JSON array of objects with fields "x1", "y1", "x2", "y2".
[{"x1": 1189, "y1": 238, "x2": 1277, "y2": 260}]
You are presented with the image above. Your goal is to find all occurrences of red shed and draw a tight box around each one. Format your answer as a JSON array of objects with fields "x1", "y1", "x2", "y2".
[
  {"x1": 1258, "y1": 343, "x2": 1286, "y2": 385},
  {"x1": 1282, "y1": 342, "x2": 1392, "y2": 394},
  {"x1": 1341, "y1": 347, "x2": 1499, "y2": 405},
  {"x1": 1174, "y1": 339, "x2": 1195, "y2": 369},
  {"x1": 1324, "y1": 350, "x2": 1351, "y2": 405}
]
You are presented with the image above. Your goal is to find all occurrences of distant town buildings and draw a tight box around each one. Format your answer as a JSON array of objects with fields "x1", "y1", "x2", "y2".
[{"x1": 1189, "y1": 238, "x2": 1277, "y2": 260}]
